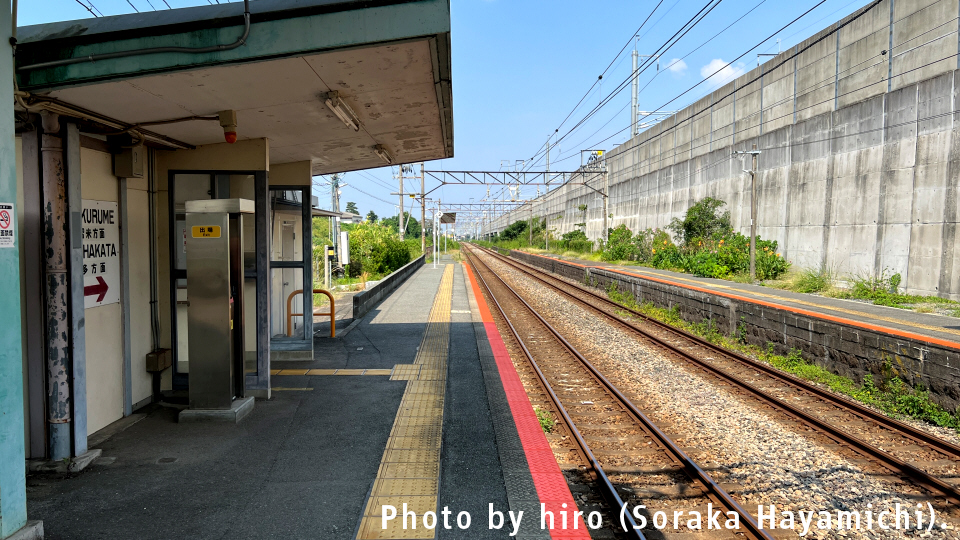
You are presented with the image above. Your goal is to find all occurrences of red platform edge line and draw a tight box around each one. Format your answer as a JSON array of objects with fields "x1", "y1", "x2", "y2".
[
  {"x1": 519, "y1": 251, "x2": 960, "y2": 352},
  {"x1": 463, "y1": 263, "x2": 591, "y2": 539}
]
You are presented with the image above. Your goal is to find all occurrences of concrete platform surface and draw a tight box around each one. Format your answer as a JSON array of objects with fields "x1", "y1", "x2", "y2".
[{"x1": 25, "y1": 256, "x2": 576, "y2": 540}]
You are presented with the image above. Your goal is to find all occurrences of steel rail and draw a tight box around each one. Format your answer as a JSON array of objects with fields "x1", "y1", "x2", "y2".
[
  {"x1": 467, "y1": 253, "x2": 645, "y2": 540},
  {"x1": 466, "y1": 246, "x2": 774, "y2": 540},
  {"x1": 498, "y1": 249, "x2": 960, "y2": 459},
  {"x1": 476, "y1": 245, "x2": 960, "y2": 506}
]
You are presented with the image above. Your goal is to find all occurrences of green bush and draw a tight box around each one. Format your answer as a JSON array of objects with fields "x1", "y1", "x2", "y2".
[
  {"x1": 347, "y1": 222, "x2": 411, "y2": 277},
  {"x1": 601, "y1": 224, "x2": 637, "y2": 261},
  {"x1": 561, "y1": 229, "x2": 588, "y2": 242},
  {"x1": 667, "y1": 196, "x2": 732, "y2": 246},
  {"x1": 602, "y1": 221, "x2": 788, "y2": 280},
  {"x1": 500, "y1": 220, "x2": 528, "y2": 241},
  {"x1": 490, "y1": 196, "x2": 790, "y2": 281}
]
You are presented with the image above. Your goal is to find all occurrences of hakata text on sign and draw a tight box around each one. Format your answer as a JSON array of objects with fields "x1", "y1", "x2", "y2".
[
  {"x1": 0, "y1": 202, "x2": 14, "y2": 248},
  {"x1": 82, "y1": 199, "x2": 121, "y2": 308}
]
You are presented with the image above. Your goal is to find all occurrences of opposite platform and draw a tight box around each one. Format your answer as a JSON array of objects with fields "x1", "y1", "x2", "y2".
[{"x1": 507, "y1": 249, "x2": 960, "y2": 410}]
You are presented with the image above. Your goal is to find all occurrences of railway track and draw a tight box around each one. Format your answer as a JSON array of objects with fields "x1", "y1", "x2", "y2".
[
  {"x1": 465, "y1": 246, "x2": 774, "y2": 540},
  {"x1": 469, "y1": 244, "x2": 960, "y2": 511}
]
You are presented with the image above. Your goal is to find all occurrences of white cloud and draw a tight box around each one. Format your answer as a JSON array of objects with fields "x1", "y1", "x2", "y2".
[
  {"x1": 700, "y1": 58, "x2": 746, "y2": 86},
  {"x1": 665, "y1": 58, "x2": 687, "y2": 76}
]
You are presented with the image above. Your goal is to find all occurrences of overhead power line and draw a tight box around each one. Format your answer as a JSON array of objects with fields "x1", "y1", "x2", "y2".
[
  {"x1": 344, "y1": 184, "x2": 395, "y2": 207},
  {"x1": 74, "y1": 0, "x2": 102, "y2": 17},
  {"x1": 533, "y1": 0, "x2": 834, "y2": 171},
  {"x1": 527, "y1": 0, "x2": 726, "y2": 170},
  {"x1": 548, "y1": 0, "x2": 667, "y2": 138}
]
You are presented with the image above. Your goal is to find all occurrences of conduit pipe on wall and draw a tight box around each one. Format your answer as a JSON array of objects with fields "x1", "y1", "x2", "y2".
[
  {"x1": 17, "y1": 0, "x2": 251, "y2": 72},
  {"x1": 147, "y1": 148, "x2": 160, "y2": 351},
  {"x1": 40, "y1": 111, "x2": 72, "y2": 460}
]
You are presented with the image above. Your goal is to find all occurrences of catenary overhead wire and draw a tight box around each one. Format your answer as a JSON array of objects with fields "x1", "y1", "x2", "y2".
[
  {"x1": 74, "y1": 0, "x2": 100, "y2": 17},
  {"x1": 526, "y1": 0, "x2": 727, "y2": 170},
  {"x1": 539, "y1": 0, "x2": 848, "y2": 171},
  {"x1": 547, "y1": 0, "x2": 667, "y2": 138},
  {"x1": 551, "y1": 0, "x2": 773, "y2": 166},
  {"x1": 532, "y1": 0, "x2": 833, "y2": 170},
  {"x1": 541, "y1": 0, "x2": 827, "y2": 169},
  {"x1": 542, "y1": 46, "x2": 960, "y2": 203}
]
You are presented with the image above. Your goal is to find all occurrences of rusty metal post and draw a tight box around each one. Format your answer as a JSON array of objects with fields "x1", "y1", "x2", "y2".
[{"x1": 40, "y1": 111, "x2": 72, "y2": 460}]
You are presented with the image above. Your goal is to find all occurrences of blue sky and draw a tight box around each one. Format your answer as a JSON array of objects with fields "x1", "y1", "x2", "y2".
[{"x1": 19, "y1": 0, "x2": 872, "y2": 224}]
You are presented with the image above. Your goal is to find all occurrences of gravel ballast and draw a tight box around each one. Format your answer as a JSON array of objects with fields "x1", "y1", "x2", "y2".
[{"x1": 482, "y1": 253, "x2": 959, "y2": 540}]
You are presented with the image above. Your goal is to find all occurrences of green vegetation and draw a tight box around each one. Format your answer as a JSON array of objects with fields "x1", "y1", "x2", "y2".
[
  {"x1": 481, "y1": 197, "x2": 789, "y2": 281},
  {"x1": 381, "y1": 211, "x2": 422, "y2": 238},
  {"x1": 343, "y1": 222, "x2": 412, "y2": 277},
  {"x1": 791, "y1": 265, "x2": 835, "y2": 294},
  {"x1": 557, "y1": 229, "x2": 593, "y2": 254},
  {"x1": 835, "y1": 270, "x2": 942, "y2": 308},
  {"x1": 767, "y1": 266, "x2": 960, "y2": 316},
  {"x1": 345, "y1": 201, "x2": 359, "y2": 214},
  {"x1": 534, "y1": 406, "x2": 555, "y2": 433},
  {"x1": 366, "y1": 210, "x2": 378, "y2": 223},
  {"x1": 599, "y1": 198, "x2": 789, "y2": 280},
  {"x1": 603, "y1": 283, "x2": 960, "y2": 432}
]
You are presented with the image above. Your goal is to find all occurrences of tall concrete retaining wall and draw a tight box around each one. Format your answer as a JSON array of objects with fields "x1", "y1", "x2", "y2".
[
  {"x1": 490, "y1": 0, "x2": 960, "y2": 299},
  {"x1": 509, "y1": 250, "x2": 960, "y2": 413},
  {"x1": 353, "y1": 255, "x2": 425, "y2": 319}
]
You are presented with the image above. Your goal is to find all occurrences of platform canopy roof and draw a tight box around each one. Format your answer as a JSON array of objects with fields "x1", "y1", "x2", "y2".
[{"x1": 15, "y1": 0, "x2": 453, "y2": 175}]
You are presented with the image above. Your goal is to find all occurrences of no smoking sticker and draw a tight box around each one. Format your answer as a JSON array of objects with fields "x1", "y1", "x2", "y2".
[{"x1": 0, "y1": 203, "x2": 14, "y2": 248}]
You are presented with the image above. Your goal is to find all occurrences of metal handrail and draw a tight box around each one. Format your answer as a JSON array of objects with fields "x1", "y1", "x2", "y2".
[{"x1": 287, "y1": 289, "x2": 336, "y2": 338}]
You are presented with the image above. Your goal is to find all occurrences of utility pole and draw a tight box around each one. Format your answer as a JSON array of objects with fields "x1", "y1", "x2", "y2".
[
  {"x1": 420, "y1": 163, "x2": 426, "y2": 255},
  {"x1": 396, "y1": 166, "x2": 405, "y2": 241},
  {"x1": 603, "y1": 168, "x2": 609, "y2": 245},
  {"x1": 546, "y1": 134, "x2": 551, "y2": 173},
  {"x1": 733, "y1": 144, "x2": 761, "y2": 281},
  {"x1": 631, "y1": 49, "x2": 639, "y2": 138},
  {"x1": 330, "y1": 174, "x2": 342, "y2": 258},
  {"x1": 529, "y1": 202, "x2": 533, "y2": 246},
  {"x1": 631, "y1": 53, "x2": 661, "y2": 137}
]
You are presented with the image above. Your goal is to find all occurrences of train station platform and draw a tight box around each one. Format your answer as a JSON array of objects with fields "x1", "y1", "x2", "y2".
[
  {"x1": 516, "y1": 250, "x2": 960, "y2": 347},
  {"x1": 24, "y1": 256, "x2": 588, "y2": 540}
]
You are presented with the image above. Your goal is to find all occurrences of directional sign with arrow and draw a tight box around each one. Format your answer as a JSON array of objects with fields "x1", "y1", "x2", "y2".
[
  {"x1": 82, "y1": 200, "x2": 121, "y2": 308},
  {"x1": 84, "y1": 276, "x2": 109, "y2": 303}
]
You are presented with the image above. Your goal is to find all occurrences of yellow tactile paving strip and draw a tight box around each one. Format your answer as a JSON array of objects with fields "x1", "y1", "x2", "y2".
[
  {"x1": 357, "y1": 264, "x2": 453, "y2": 540},
  {"x1": 271, "y1": 369, "x2": 394, "y2": 376}
]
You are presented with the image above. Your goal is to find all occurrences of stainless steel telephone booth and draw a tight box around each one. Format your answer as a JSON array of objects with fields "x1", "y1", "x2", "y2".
[{"x1": 183, "y1": 198, "x2": 254, "y2": 412}]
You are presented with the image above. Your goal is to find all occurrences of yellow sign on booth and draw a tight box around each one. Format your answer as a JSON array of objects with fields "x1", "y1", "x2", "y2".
[{"x1": 191, "y1": 225, "x2": 222, "y2": 238}]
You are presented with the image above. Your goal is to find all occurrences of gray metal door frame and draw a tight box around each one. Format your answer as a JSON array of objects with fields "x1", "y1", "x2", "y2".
[{"x1": 267, "y1": 185, "x2": 313, "y2": 349}]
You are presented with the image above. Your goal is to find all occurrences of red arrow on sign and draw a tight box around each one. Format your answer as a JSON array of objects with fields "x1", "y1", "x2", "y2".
[{"x1": 84, "y1": 276, "x2": 109, "y2": 302}]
